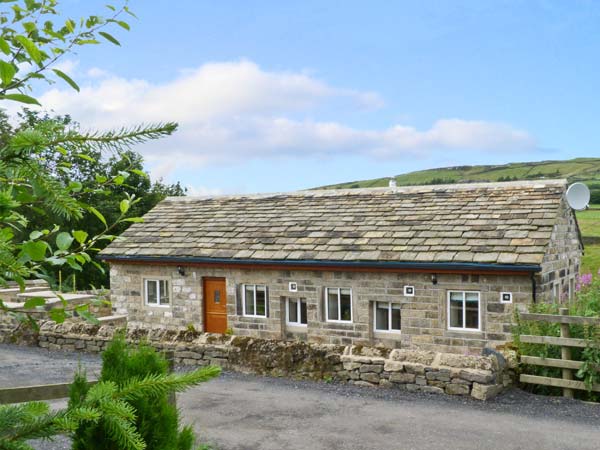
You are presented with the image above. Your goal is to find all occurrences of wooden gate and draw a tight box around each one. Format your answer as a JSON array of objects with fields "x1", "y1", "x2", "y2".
[{"x1": 519, "y1": 308, "x2": 600, "y2": 397}]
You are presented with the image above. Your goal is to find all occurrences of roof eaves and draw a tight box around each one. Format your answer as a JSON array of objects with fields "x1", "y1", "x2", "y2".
[{"x1": 100, "y1": 254, "x2": 541, "y2": 273}]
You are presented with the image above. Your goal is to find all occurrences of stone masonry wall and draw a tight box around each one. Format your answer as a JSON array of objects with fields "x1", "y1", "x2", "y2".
[
  {"x1": 110, "y1": 263, "x2": 533, "y2": 354},
  {"x1": 538, "y1": 198, "x2": 583, "y2": 302},
  {"x1": 27, "y1": 321, "x2": 510, "y2": 401}
]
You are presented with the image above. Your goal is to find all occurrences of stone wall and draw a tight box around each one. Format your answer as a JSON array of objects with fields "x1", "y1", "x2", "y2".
[
  {"x1": 110, "y1": 263, "x2": 532, "y2": 354},
  {"x1": 538, "y1": 198, "x2": 583, "y2": 302},
  {"x1": 28, "y1": 321, "x2": 510, "y2": 401}
]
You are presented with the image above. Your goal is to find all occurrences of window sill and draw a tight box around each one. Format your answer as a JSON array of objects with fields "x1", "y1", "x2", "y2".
[
  {"x1": 445, "y1": 329, "x2": 486, "y2": 339},
  {"x1": 448, "y1": 327, "x2": 481, "y2": 333},
  {"x1": 286, "y1": 324, "x2": 308, "y2": 332},
  {"x1": 145, "y1": 303, "x2": 170, "y2": 308},
  {"x1": 374, "y1": 330, "x2": 402, "y2": 335}
]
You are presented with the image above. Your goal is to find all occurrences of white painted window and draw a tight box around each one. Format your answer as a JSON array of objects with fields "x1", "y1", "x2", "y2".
[
  {"x1": 145, "y1": 279, "x2": 170, "y2": 306},
  {"x1": 242, "y1": 284, "x2": 267, "y2": 317},
  {"x1": 287, "y1": 298, "x2": 307, "y2": 326},
  {"x1": 448, "y1": 291, "x2": 480, "y2": 331},
  {"x1": 374, "y1": 302, "x2": 401, "y2": 333},
  {"x1": 325, "y1": 288, "x2": 352, "y2": 323}
]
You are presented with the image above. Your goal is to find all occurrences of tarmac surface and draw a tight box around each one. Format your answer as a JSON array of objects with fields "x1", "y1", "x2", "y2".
[{"x1": 1, "y1": 344, "x2": 599, "y2": 450}]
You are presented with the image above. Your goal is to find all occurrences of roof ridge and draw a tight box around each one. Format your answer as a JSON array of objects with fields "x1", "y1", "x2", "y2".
[{"x1": 166, "y1": 178, "x2": 568, "y2": 202}]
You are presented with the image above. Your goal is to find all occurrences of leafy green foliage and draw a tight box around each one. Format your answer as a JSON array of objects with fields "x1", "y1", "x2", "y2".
[
  {"x1": 0, "y1": 402, "x2": 75, "y2": 450},
  {"x1": 71, "y1": 336, "x2": 220, "y2": 450},
  {"x1": 5, "y1": 110, "x2": 186, "y2": 289},
  {"x1": 513, "y1": 274, "x2": 600, "y2": 400},
  {"x1": 0, "y1": 0, "x2": 181, "y2": 325},
  {"x1": 0, "y1": 1, "x2": 136, "y2": 104},
  {"x1": 0, "y1": 338, "x2": 220, "y2": 450}
]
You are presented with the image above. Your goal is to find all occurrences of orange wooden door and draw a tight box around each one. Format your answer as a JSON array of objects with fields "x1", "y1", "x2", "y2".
[{"x1": 204, "y1": 278, "x2": 227, "y2": 333}]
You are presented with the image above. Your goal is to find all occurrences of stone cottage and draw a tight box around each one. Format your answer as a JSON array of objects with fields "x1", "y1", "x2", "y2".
[{"x1": 100, "y1": 180, "x2": 583, "y2": 354}]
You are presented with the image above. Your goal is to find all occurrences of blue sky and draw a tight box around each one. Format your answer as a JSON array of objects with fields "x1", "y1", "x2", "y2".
[{"x1": 31, "y1": 0, "x2": 600, "y2": 194}]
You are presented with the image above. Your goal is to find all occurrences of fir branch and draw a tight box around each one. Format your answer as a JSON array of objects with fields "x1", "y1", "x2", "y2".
[
  {"x1": 118, "y1": 366, "x2": 221, "y2": 401},
  {"x1": 47, "y1": 123, "x2": 178, "y2": 153}
]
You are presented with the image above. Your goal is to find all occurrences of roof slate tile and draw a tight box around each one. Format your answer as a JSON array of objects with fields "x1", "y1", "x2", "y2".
[{"x1": 101, "y1": 180, "x2": 569, "y2": 266}]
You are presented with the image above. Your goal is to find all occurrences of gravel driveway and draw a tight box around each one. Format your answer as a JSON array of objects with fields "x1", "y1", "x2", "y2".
[{"x1": 1, "y1": 344, "x2": 599, "y2": 450}]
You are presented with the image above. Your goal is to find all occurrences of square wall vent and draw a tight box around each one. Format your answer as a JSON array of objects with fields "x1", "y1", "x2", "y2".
[
  {"x1": 404, "y1": 285, "x2": 415, "y2": 297},
  {"x1": 500, "y1": 292, "x2": 513, "y2": 304},
  {"x1": 289, "y1": 282, "x2": 298, "y2": 293}
]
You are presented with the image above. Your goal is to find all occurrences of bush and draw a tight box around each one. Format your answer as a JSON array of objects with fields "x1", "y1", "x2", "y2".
[{"x1": 70, "y1": 336, "x2": 217, "y2": 450}]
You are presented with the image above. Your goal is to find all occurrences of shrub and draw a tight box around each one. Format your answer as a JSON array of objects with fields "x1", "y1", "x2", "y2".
[
  {"x1": 70, "y1": 335, "x2": 219, "y2": 450},
  {"x1": 513, "y1": 272, "x2": 600, "y2": 400}
]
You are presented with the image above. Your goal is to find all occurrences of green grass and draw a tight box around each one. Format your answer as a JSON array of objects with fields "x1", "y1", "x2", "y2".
[
  {"x1": 577, "y1": 205, "x2": 600, "y2": 274},
  {"x1": 318, "y1": 158, "x2": 600, "y2": 203},
  {"x1": 318, "y1": 158, "x2": 600, "y2": 273}
]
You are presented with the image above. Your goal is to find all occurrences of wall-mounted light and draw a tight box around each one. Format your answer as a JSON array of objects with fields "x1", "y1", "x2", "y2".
[
  {"x1": 431, "y1": 274, "x2": 438, "y2": 285},
  {"x1": 177, "y1": 266, "x2": 186, "y2": 276}
]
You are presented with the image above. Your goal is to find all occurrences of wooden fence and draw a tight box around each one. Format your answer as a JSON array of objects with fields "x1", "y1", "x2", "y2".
[
  {"x1": 0, "y1": 381, "x2": 97, "y2": 405},
  {"x1": 519, "y1": 308, "x2": 600, "y2": 398},
  {"x1": 0, "y1": 351, "x2": 177, "y2": 405}
]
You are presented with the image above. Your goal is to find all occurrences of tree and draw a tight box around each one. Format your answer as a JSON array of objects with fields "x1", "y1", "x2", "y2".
[
  {"x1": 4, "y1": 109, "x2": 186, "y2": 289},
  {"x1": 69, "y1": 337, "x2": 217, "y2": 450},
  {"x1": 0, "y1": 339, "x2": 220, "y2": 450},
  {"x1": 0, "y1": 0, "x2": 177, "y2": 326}
]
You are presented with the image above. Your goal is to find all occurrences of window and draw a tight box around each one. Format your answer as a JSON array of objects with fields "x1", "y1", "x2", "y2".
[
  {"x1": 145, "y1": 279, "x2": 170, "y2": 306},
  {"x1": 448, "y1": 291, "x2": 480, "y2": 331},
  {"x1": 242, "y1": 284, "x2": 267, "y2": 317},
  {"x1": 374, "y1": 302, "x2": 401, "y2": 332},
  {"x1": 287, "y1": 298, "x2": 307, "y2": 326},
  {"x1": 325, "y1": 288, "x2": 352, "y2": 322}
]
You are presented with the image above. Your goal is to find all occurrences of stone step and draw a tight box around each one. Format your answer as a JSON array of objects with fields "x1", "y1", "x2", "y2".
[{"x1": 97, "y1": 315, "x2": 127, "y2": 326}]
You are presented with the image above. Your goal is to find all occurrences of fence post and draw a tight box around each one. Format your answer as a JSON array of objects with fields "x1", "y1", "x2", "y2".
[
  {"x1": 559, "y1": 308, "x2": 574, "y2": 399},
  {"x1": 165, "y1": 350, "x2": 177, "y2": 407}
]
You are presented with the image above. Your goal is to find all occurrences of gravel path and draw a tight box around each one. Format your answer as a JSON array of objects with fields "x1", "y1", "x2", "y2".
[
  {"x1": 0, "y1": 343, "x2": 102, "y2": 387},
  {"x1": 1, "y1": 344, "x2": 599, "y2": 450}
]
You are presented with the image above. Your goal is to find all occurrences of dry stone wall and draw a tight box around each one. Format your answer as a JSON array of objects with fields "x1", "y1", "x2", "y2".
[{"x1": 22, "y1": 321, "x2": 510, "y2": 400}]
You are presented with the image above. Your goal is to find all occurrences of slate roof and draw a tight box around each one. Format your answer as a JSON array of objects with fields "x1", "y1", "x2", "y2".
[{"x1": 101, "y1": 180, "x2": 571, "y2": 267}]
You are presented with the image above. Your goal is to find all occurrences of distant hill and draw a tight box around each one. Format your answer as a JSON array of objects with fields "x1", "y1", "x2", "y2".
[{"x1": 318, "y1": 157, "x2": 600, "y2": 203}]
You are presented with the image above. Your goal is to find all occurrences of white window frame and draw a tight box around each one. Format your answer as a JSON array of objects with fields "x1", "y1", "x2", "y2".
[
  {"x1": 242, "y1": 284, "x2": 267, "y2": 318},
  {"x1": 373, "y1": 301, "x2": 402, "y2": 333},
  {"x1": 286, "y1": 298, "x2": 307, "y2": 327},
  {"x1": 144, "y1": 279, "x2": 170, "y2": 307},
  {"x1": 325, "y1": 287, "x2": 353, "y2": 323},
  {"x1": 447, "y1": 290, "x2": 481, "y2": 332}
]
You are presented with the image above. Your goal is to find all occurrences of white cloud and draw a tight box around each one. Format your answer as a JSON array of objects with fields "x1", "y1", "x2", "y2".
[
  {"x1": 86, "y1": 67, "x2": 110, "y2": 78},
  {"x1": 185, "y1": 185, "x2": 225, "y2": 197},
  {"x1": 34, "y1": 59, "x2": 537, "y2": 179},
  {"x1": 52, "y1": 59, "x2": 79, "y2": 76}
]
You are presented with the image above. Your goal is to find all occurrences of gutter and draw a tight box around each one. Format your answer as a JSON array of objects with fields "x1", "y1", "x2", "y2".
[{"x1": 100, "y1": 254, "x2": 541, "y2": 273}]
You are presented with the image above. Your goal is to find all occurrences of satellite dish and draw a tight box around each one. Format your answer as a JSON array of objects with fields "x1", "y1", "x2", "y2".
[{"x1": 566, "y1": 183, "x2": 590, "y2": 211}]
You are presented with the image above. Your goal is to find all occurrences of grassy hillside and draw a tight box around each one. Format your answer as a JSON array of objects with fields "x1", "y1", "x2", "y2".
[
  {"x1": 577, "y1": 207, "x2": 600, "y2": 274},
  {"x1": 319, "y1": 157, "x2": 600, "y2": 273},
  {"x1": 319, "y1": 157, "x2": 600, "y2": 203}
]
